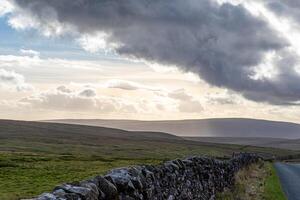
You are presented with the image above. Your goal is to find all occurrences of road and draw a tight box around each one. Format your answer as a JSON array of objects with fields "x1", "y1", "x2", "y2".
[{"x1": 274, "y1": 163, "x2": 300, "y2": 200}]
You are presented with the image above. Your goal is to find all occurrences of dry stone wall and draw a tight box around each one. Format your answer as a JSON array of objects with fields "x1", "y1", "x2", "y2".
[{"x1": 35, "y1": 153, "x2": 259, "y2": 200}]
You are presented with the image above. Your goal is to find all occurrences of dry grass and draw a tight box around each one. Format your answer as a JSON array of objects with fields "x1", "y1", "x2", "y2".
[{"x1": 217, "y1": 161, "x2": 286, "y2": 200}]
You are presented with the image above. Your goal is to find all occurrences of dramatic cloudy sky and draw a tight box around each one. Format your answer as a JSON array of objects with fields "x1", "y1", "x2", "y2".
[{"x1": 1, "y1": 0, "x2": 300, "y2": 122}]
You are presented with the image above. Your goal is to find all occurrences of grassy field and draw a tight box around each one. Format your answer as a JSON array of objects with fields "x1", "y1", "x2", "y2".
[{"x1": 0, "y1": 120, "x2": 295, "y2": 199}]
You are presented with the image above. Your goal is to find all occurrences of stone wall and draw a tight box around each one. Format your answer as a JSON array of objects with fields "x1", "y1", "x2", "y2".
[{"x1": 35, "y1": 153, "x2": 259, "y2": 200}]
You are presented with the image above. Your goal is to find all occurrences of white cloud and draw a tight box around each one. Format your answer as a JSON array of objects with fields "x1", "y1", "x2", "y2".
[
  {"x1": 0, "y1": 68, "x2": 33, "y2": 91},
  {"x1": 56, "y1": 85, "x2": 72, "y2": 93},
  {"x1": 0, "y1": 54, "x2": 111, "y2": 85},
  {"x1": 0, "y1": 0, "x2": 13, "y2": 16},
  {"x1": 17, "y1": 84, "x2": 203, "y2": 115},
  {"x1": 146, "y1": 62, "x2": 179, "y2": 73},
  {"x1": 8, "y1": 10, "x2": 39, "y2": 30},
  {"x1": 104, "y1": 79, "x2": 160, "y2": 91},
  {"x1": 78, "y1": 88, "x2": 97, "y2": 97},
  {"x1": 104, "y1": 81, "x2": 203, "y2": 113},
  {"x1": 77, "y1": 32, "x2": 111, "y2": 53},
  {"x1": 7, "y1": 4, "x2": 74, "y2": 37},
  {"x1": 168, "y1": 89, "x2": 193, "y2": 101},
  {"x1": 20, "y1": 49, "x2": 40, "y2": 58},
  {"x1": 205, "y1": 92, "x2": 239, "y2": 105},
  {"x1": 178, "y1": 100, "x2": 203, "y2": 113},
  {"x1": 0, "y1": 54, "x2": 104, "y2": 70},
  {"x1": 168, "y1": 89, "x2": 203, "y2": 113},
  {"x1": 20, "y1": 86, "x2": 140, "y2": 113}
]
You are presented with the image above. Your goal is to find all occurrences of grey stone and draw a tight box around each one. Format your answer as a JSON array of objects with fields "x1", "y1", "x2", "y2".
[
  {"x1": 95, "y1": 176, "x2": 118, "y2": 200},
  {"x1": 36, "y1": 193, "x2": 60, "y2": 200},
  {"x1": 33, "y1": 153, "x2": 259, "y2": 200}
]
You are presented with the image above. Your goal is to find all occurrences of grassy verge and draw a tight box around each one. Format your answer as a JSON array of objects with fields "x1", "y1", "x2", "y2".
[
  {"x1": 217, "y1": 162, "x2": 286, "y2": 200},
  {"x1": 263, "y1": 162, "x2": 286, "y2": 200}
]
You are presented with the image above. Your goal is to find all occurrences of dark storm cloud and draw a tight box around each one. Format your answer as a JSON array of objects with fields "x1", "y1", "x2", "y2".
[{"x1": 12, "y1": 0, "x2": 300, "y2": 104}]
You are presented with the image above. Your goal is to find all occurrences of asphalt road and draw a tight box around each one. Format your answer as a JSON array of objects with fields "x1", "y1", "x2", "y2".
[{"x1": 274, "y1": 163, "x2": 300, "y2": 200}]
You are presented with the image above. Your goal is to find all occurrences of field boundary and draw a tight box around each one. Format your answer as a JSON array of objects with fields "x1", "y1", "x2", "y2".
[{"x1": 34, "y1": 153, "x2": 259, "y2": 200}]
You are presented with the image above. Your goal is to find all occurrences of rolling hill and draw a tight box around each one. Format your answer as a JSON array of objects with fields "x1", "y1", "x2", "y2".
[
  {"x1": 45, "y1": 118, "x2": 300, "y2": 139},
  {"x1": 0, "y1": 119, "x2": 183, "y2": 142}
]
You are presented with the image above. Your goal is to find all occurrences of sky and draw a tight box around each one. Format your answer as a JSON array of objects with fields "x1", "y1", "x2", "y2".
[{"x1": 0, "y1": 0, "x2": 300, "y2": 122}]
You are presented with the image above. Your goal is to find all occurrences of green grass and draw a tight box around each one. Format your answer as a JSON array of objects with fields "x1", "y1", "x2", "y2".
[
  {"x1": 0, "y1": 152, "x2": 163, "y2": 200},
  {"x1": 263, "y1": 162, "x2": 286, "y2": 200},
  {"x1": 0, "y1": 144, "x2": 291, "y2": 200},
  {"x1": 0, "y1": 142, "x2": 222, "y2": 200},
  {"x1": 0, "y1": 143, "x2": 227, "y2": 200}
]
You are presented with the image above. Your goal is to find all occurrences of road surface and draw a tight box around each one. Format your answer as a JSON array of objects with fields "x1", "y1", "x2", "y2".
[{"x1": 274, "y1": 163, "x2": 300, "y2": 200}]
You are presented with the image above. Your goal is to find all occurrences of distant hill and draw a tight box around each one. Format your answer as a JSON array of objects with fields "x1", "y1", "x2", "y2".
[
  {"x1": 45, "y1": 118, "x2": 300, "y2": 139},
  {"x1": 1, "y1": 119, "x2": 294, "y2": 156},
  {"x1": 0, "y1": 119, "x2": 183, "y2": 142}
]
